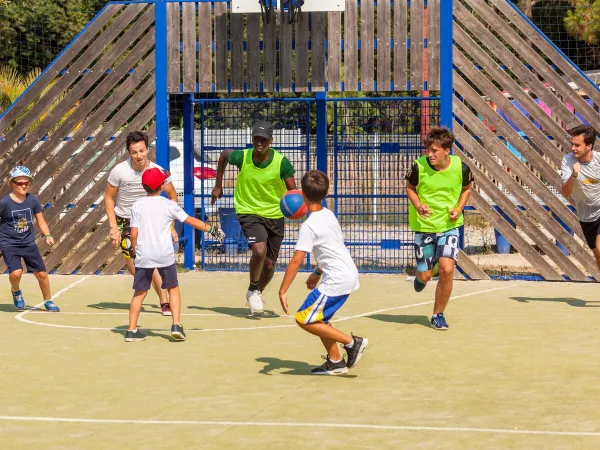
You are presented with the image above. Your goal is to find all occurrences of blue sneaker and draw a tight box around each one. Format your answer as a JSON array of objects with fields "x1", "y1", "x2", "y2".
[
  {"x1": 431, "y1": 313, "x2": 449, "y2": 330},
  {"x1": 44, "y1": 300, "x2": 60, "y2": 312},
  {"x1": 12, "y1": 290, "x2": 25, "y2": 311},
  {"x1": 414, "y1": 277, "x2": 426, "y2": 292}
]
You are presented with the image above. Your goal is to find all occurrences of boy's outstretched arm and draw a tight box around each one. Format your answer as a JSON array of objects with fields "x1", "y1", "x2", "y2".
[
  {"x1": 279, "y1": 250, "x2": 306, "y2": 315},
  {"x1": 211, "y1": 149, "x2": 234, "y2": 205},
  {"x1": 183, "y1": 216, "x2": 225, "y2": 242},
  {"x1": 35, "y1": 212, "x2": 54, "y2": 245}
]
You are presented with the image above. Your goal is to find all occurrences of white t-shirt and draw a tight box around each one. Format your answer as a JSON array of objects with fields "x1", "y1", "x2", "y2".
[
  {"x1": 295, "y1": 208, "x2": 359, "y2": 296},
  {"x1": 130, "y1": 196, "x2": 188, "y2": 268},
  {"x1": 107, "y1": 159, "x2": 172, "y2": 219},
  {"x1": 560, "y1": 151, "x2": 600, "y2": 222}
]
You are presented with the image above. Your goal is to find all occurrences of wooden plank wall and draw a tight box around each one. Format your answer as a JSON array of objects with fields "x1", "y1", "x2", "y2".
[
  {"x1": 166, "y1": 0, "x2": 436, "y2": 92},
  {"x1": 453, "y1": 0, "x2": 600, "y2": 281},
  {"x1": 0, "y1": 4, "x2": 157, "y2": 275}
]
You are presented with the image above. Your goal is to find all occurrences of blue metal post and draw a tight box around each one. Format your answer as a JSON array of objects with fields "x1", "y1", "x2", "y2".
[
  {"x1": 155, "y1": 0, "x2": 170, "y2": 170},
  {"x1": 183, "y1": 93, "x2": 195, "y2": 270},
  {"x1": 315, "y1": 92, "x2": 327, "y2": 174},
  {"x1": 439, "y1": 0, "x2": 453, "y2": 129}
]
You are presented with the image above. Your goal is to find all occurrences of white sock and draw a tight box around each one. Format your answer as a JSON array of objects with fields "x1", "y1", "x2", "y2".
[
  {"x1": 344, "y1": 340, "x2": 354, "y2": 349},
  {"x1": 330, "y1": 358, "x2": 342, "y2": 364},
  {"x1": 129, "y1": 328, "x2": 137, "y2": 333}
]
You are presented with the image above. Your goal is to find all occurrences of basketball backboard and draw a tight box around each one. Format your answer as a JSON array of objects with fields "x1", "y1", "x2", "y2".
[{"x1": 231, "y1": 0, "x2": 344, "y2": 14}]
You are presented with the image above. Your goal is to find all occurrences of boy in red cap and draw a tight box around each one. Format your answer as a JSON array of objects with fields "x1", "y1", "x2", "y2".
[{"x1": 125, "y1": 168, "x2": 225, "y2": 342}]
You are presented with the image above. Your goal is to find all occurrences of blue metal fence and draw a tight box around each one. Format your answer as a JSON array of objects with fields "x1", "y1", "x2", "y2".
[{"x1": 182, "y1": 96, "x2": 441, "y2": 273}]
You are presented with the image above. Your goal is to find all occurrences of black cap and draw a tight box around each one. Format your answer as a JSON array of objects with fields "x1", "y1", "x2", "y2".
[{"x1": 252, "y1": 120, "x2": 273, "y2": 139}]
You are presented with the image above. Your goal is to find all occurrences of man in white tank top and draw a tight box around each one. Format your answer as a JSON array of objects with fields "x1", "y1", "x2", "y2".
[{"x1": 104, "y1": 131, "x2": 179, "y2": 315}]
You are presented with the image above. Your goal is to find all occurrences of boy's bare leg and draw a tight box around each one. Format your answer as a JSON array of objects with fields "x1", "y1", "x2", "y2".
[
  {"x1": 297, "y1": 321, "x2": 352, "y2": 360},
  {"x1": 8, "y1": 269, "x2": 22, "y2": 292},
  {"x1": 416, "y1": 269, "x2": 433, "y2": 284},
  {"x1": 249, "y1": 242, "x2": 267, "y2": 285},
  {"x1": 129, "y1": 290, "x2": 148, "y2": 330},
  {"x1": 151, "y1": 269, "x2": 168, "y2": 304},
  {"x1": 258, "y1": 257, "x2": 275, "y2": 291},
  {"x1": 33, "y1": 271, "x2": 52, "y2": 300},
  {"x1": 433, "y1": 257, "x2": 455, "y2": 314},
  {"x1": 125, "y1": 257, "x2": 135, "y2": 274},
  {"x1": 167, "y1": 286, "x2": 181, "y2": 325}
]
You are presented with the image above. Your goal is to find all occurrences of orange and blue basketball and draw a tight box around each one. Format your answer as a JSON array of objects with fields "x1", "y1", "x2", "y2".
[{"x1": 280, "y1": 189, "x2": 307, "y2": 220}]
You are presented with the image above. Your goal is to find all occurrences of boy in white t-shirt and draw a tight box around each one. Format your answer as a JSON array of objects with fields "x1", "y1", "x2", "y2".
[
  {"x1": 279, "y1": 170, "x2": 368, "y2": 375},
  {"x1": 125, "y1": 168, "x2": 225, "y2": 342}
]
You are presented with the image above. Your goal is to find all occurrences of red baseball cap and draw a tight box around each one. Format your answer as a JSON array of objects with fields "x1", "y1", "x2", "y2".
[{"x1": 142, "y1": 167, "x2": 167, "y2": 190}]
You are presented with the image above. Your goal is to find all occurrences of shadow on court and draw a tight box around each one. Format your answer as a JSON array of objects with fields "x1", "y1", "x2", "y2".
[
  {"x1": 188, "y1": 305, "x2": 280, "y2": 320},
  {"x1": 88, "y1": 302, "x2": 161, "y2": 313},
  {"x1": 111, "y1": 325, "x2": 177, "y2": 342},
  {"x1": 256, "y1": 357, "x2": 357, "y2": 377},
  {"x1": 366, "y1": 314, "x2": 431, "y2": 327},
  {"x1": 511, "y1": 297, "x2": 600, "y2": 308}
]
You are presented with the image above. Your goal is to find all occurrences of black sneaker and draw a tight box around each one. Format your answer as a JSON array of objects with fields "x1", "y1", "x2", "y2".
[
  {"x1": 344, "y1": 334, "x2": 369, "y2": 368},
  {"x1": 414, "y1": 277, "x2": 426, "y2": 292},
  {"x1": 171, "y1": 324, "x2": 186, "y2": 341},
  {"x1": 125, "y1": 329, "x2": 146, "y2": 342},
  {"x1": 311, "y1": 355, "x2": 348, "y2": 375}
]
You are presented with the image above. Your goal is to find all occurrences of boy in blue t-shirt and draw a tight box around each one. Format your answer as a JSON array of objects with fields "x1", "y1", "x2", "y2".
[{"x1": 0, "y1": 166, "x2": 60, "y2": 312}]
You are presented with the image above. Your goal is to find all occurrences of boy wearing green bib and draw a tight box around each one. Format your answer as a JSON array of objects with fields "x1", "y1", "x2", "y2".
[
  {"x1": 212, "y1": 121, "x2": 296, "y2": 314},
  {"x1": 405, "y1": 127, "x2": 473, "y2": 330}
]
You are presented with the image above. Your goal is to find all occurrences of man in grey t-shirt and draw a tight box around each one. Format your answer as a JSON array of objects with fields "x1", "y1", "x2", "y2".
[{"x1": 561, "y1": 124, "x2": 600, "y2": 269}]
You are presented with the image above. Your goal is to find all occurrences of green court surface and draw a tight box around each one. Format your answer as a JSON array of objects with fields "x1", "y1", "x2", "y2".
[{"x1": 0, "y1": 272, "x2": 599, "y2": 448}]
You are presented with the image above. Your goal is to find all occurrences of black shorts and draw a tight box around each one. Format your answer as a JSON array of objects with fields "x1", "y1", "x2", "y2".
[
  {"x1": 1, "y1": 245, "x2": 46, "y2": 273},
  {"x1": 579, "y1": 217, "x2": 600, "y2": 249},
  {"x1": 133, "y1": 264, "x2": 178, "y2": 291},
  {"x1": 116, "y1": 216, "x2": 134, "y2": 259},
  {"x1": 238, "y1": 214, "x2": 285, "y2": 262}
]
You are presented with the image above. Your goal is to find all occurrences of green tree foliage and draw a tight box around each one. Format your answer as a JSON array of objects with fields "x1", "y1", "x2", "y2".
[
  {"x1": 0, "y1": 0, "x2": 107, "y2": 75},
  {"x1": 564, "y1": 0, "x2": 600, "y2": 44}
]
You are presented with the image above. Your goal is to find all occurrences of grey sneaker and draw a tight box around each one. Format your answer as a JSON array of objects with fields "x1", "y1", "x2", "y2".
[
  {"x1": 171, "y1": 324, "x2": 186, "y2": 341},
  {"x1": 125, "y1": 329, "x2": 146, "y2": 342},
  {"x1": 344, "y1": 335, "x2": 368, "y2": 368},
  {"x1": 311, "y1": 355, "x2": 348, "y2": 375}
]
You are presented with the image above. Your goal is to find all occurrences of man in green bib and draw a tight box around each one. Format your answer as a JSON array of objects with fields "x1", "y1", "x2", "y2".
[
  {"x1": 211, "y1": 120, "x2": 296, "y2": 314},
  {"x1": 405, "y1": 126, "x2": 473, "y2": 330}
]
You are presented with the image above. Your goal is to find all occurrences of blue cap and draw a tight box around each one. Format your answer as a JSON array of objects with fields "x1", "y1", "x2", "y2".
[{"x1": 9, "y1": 166, "x2": 33, "y2": 181}]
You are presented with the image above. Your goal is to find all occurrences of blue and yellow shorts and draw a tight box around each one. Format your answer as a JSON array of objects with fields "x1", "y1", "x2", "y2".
[
  {"x1": 414, "y1": 228, "x2": 460, "y2": 273},
  {"x1": 295, "y1": 288, "x2": 349, "y2": 324}
]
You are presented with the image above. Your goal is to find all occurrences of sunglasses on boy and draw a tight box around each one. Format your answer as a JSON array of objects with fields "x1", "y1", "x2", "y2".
[{"x1": 11, "y1": 180, "x2": 30, "y2": 187}]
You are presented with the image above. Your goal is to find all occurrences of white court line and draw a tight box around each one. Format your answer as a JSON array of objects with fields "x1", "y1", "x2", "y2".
[
  {"x1": 14, "y1": 283, "x2": 522, "y2": 333},
  {"x1": 14, "y1": 276, "x2": 91, "y2": 319},
  {"x1": 23, "y1": 311, "x2": 287, "y2": 317},
  {"x1": 0, "y1": 415, "x2": 598, "y2": 437}
]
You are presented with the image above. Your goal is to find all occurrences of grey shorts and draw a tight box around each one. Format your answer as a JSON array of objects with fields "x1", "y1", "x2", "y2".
[
  {"x1": 133, "y1": 264, "x2": 178, "y2": 291},
  {"x1": 414, "y1": 228, "x2": 460, "y2": 273}
]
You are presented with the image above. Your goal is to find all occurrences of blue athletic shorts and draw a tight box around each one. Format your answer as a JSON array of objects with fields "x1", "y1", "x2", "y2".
[
  {"x1": 1, "y1": 245, "x2": 46, "y2": 273},
  {"x1": 414, "y1": 228, "x2": 460, "y2": 273},
  {"x1": 295, "y1": 288, "x2": 349, "y2": 324}
]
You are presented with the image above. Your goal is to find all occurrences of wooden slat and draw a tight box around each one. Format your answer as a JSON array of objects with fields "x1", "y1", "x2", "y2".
[
  {"x1": 279, "y1": 10, "x2": 293, "y2": 92},
  {"x1": 489, "y1": 0, "x2": 600, "y2": 121},
  {"x1": 360, "y1": 0, "x2": 374, "y2": 91},
  {"x1": 344, "y1": 0, "x2": 358, "y2": 91},
  {"x1": 37, "y1": 78, "x2": 155, "y2": 209},
  {"x1": 468, "y1": 190, "x2": 564, "y2": 281},
  {"x1": 453, "y1": 268, "x2": 466, "y2": 280},
  {"x1": 454, "y1": 3, "x2": 579, "y2": 134},
  {"x1": 56, "y1": 221, "x2": 110, "y2": 274},
  {"x1": 263, "y1": 12, "x2": 277, "y2": 92},
  {"x1": 101, "y1": 252, "x2": 129, "y2": 275},
  {"x1": 410, "y1": 0, "x2": 424, "y2": 91},
  {"x1": 376, "y1": 0, "x2": 391, "y2": 91},
  {"x1": 327, "y1": 12, "x2": 342, "y2": 92},
  {"x1": 294, "y1": 12, "x2": 309, "y2": 92},
  {"x1": 0, "y1": 4, "x2": 124, "y2": 136},
  {"x1": 453, "y1": 117, "x2": 600, "y2": 279},
  {"x1": 454, "y1": 50, "x2": 566, "y2": 165},
  {"x1": 0, "y1": 4, "x2": 146, "y2": 162},
  {"x1": 427, "y1": 0, "x2": 440, "y2": 90},
  {"x1": 453, "y1": 97, "x2": 583, "y2": 243},
  {"x1": 457, "y1": 250, "x2": 490, "y2": 280},
  {"x1": 311, "y1": 13, "x2": 326, "y2": 91},
  {"x1": 167, "y1": 2, "x2": 180, "y2": 92},
  {"x1": 214, "y1": 2, "x2": 228, "y2": 92},
  {"x1": 393, "y1": 0, "x2": 408, "y2": 90},
  {"x1": 452, "y1": 135, "x2": 589, "y2": 281},
  {"x1": 80, "y1": 242, "x2": 121, "y2": 275},
  {"x1": 0, "y1": 19, "x2": 156, "y2": 183},
  {"x1": 24, "y1": 55, "x2": 155, "y2": 201},
  {"x1": 246, "y1": 14, "x2": 261, "y2": 92},
  {"x1": 230, "y1": 12, "x2": 244, "y2": 92},
  {"x1": 198, "y1": 2, "x2": 212, "y2": 92},
  {"x1": 182, "y1": 2, "x2": 196, "y2": 92}
]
